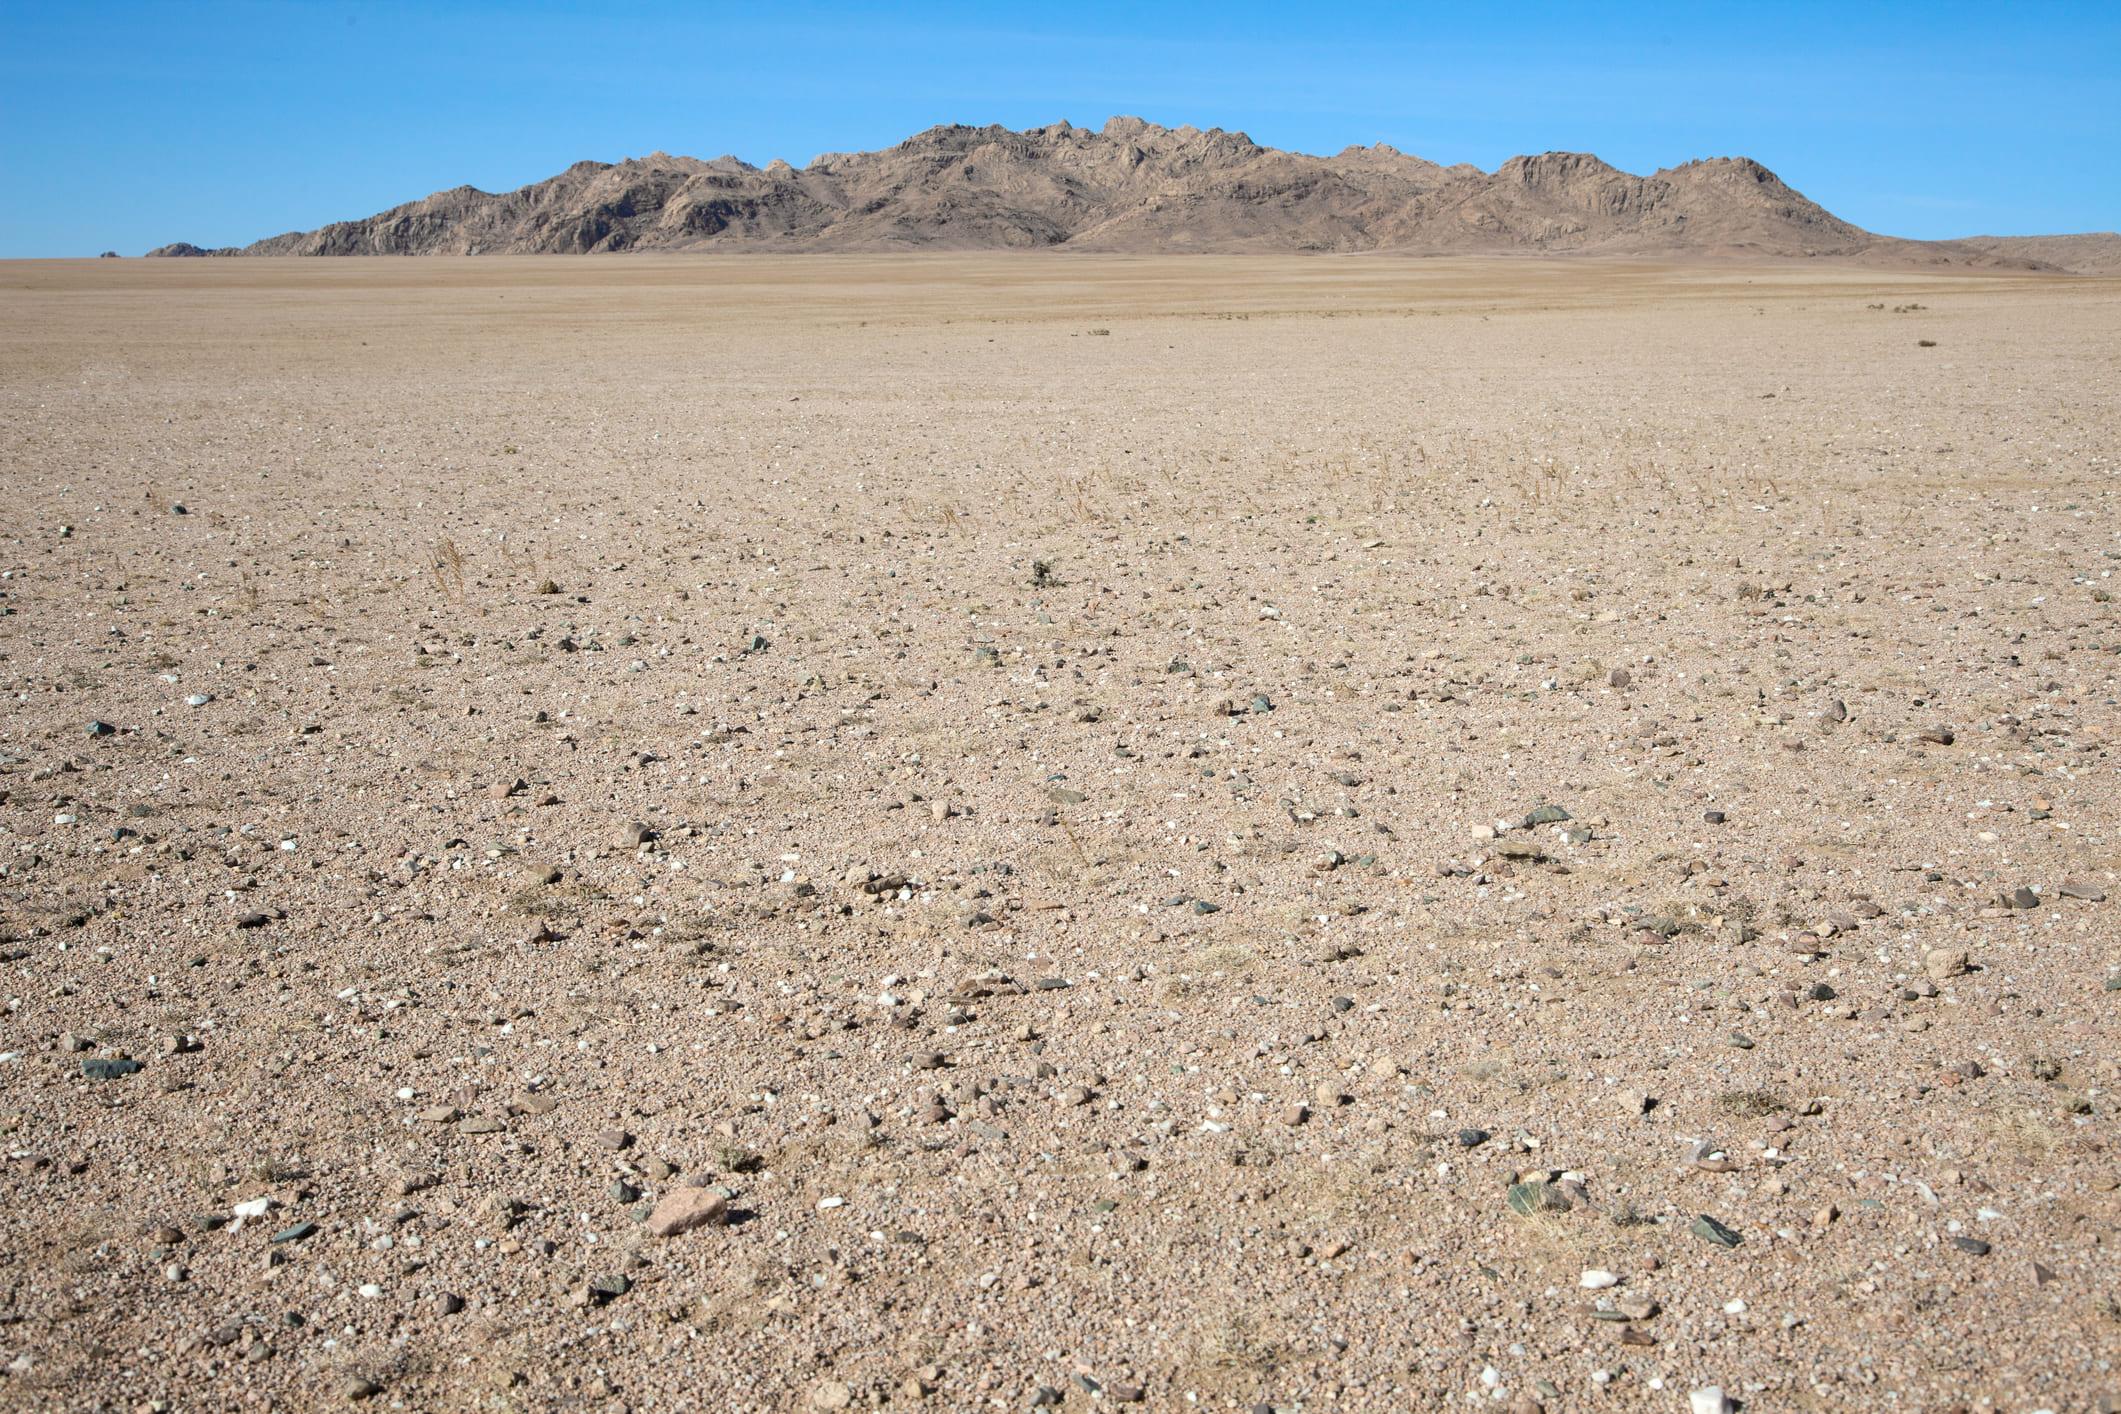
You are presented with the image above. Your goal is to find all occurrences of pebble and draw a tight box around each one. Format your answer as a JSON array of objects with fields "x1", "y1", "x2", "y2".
[
  {"x1": 1925, "y1": 947, "x2": 1971, "y2": 981},
  {"x1": 645, "y1": 1186, "x2": 728, "y2": 1237},
  {"x1": 82, "y1": 1057, "x2": 143, "y2": 1081},
  {"x1": 1689, "y1": 1389, "x2": 1732, "y2": 1414},
  {"x1": 1579, "y1": 1269, "x2": 1619, "y2": 1289},
  {"x1": 1689, "y1": 1213, "x2": 1743, "y2": 1248}
]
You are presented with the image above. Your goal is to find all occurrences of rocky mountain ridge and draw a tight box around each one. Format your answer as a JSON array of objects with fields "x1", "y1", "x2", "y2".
[{"x1": 145, "y1": 117, "x2": 2085, "y2": 267}]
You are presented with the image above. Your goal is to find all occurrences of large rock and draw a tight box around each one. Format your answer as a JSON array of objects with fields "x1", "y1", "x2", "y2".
[{"x1": 645, "y1": 1187, "x2": 727, "y2": 1237}]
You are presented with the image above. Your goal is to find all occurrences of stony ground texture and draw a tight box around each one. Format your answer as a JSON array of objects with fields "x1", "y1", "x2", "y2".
[{"x1": 1, "y1": 256, "x2": 2118, "y2": 1412}]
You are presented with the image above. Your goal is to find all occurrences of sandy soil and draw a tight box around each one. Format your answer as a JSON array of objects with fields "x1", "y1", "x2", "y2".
[{"x1": 1, "y1": 255, "x2": 2118, "y2": 1413}]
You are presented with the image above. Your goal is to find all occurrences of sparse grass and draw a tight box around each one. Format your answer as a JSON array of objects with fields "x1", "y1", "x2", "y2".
[
  {"x1": 1055, "y1": 814, "x2": 1092, "y2": 868},
  {"x1": 715, "y1": 1144, "x2": 763, "y2": 1174},
  {"x1": 1978, "y1": 1105, "x2": 2063, "y2": 1158},
  {"x1": 1716, "y1": 1089, "x2": 1785, "y2": 1118},
  {"x1": 1506, "y1": 1201, "x2": 1595, "y2": 1270},
  {"x1": 432, "y1": 537, "x2": 468, "y2": 600},
  {"x1": 1162, "y1": 943, "x2": 1256, "y2": 999},
  {"x1": 1193, "y1": 1314, "x2": 1284, "y2": 1377},
  {"x1": 1065, "y1": 476, "x2": 1096, "y2": 521},
  {"x1": 506, "y1": 879, "x2": 609, "y2": 919},
  {"x1": 1187, "y1": 942, "x2": 1256, "y2": 974}
]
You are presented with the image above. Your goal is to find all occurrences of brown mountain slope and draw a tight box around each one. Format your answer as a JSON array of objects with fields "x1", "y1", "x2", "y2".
[
  {"x1": 145, "y1": 116, "x2": 2056, "y2": 266},
  {"x1": 1952, "y1": 233, "x2": 2121, "y2": 274}
]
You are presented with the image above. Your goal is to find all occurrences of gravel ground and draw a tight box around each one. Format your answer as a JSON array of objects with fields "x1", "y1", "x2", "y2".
[{"x1": 1, "y1": 255, "x2": 2117, "y2": 1412}]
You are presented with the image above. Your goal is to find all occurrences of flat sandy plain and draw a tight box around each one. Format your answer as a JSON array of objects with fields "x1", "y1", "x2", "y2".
[{"x1": 2, "y1": 256, "x2": 2118, "y2": 1413}]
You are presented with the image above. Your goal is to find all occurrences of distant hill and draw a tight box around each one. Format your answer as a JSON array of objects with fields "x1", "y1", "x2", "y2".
[
  {"x1": 145, "y1": 117, "x2": 2070, "y2": 267},
  {"x1": 1950, "y1": 233, "x2": 2121, "y2": 275}
]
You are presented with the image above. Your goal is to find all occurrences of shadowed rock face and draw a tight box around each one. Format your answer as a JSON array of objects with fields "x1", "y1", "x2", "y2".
[{"x1": 144, "y1": 116, "x2": 2050, "y2": 266}]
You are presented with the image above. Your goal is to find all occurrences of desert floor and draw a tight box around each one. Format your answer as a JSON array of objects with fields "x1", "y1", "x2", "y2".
[{"x1": 1, "y1": 255, "x2": 2118, "y2": 1412}]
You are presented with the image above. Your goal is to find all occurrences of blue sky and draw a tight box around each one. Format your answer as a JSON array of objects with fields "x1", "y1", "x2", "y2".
[{"x1": 2, "y1": 0, "x2": 2116, "y2": 256}]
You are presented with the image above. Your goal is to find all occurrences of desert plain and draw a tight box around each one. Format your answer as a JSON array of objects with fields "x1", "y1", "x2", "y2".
[{"x1": 0, "y1": 255, "x2": 2118, "y2": 1412}]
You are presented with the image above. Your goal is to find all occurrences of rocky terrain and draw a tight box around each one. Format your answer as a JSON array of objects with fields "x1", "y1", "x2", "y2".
[
  {"x1": 145, "y1": 117, "x2": 2058, "y2": 266},
  {"x1": 1, "y1": 253, "x2": 2118, "y2": 1412}
]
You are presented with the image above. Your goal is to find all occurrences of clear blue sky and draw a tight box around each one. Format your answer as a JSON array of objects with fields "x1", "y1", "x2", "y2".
[{"x1": 3, "y1": 0, "x2": 2116, "y2": 256}]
